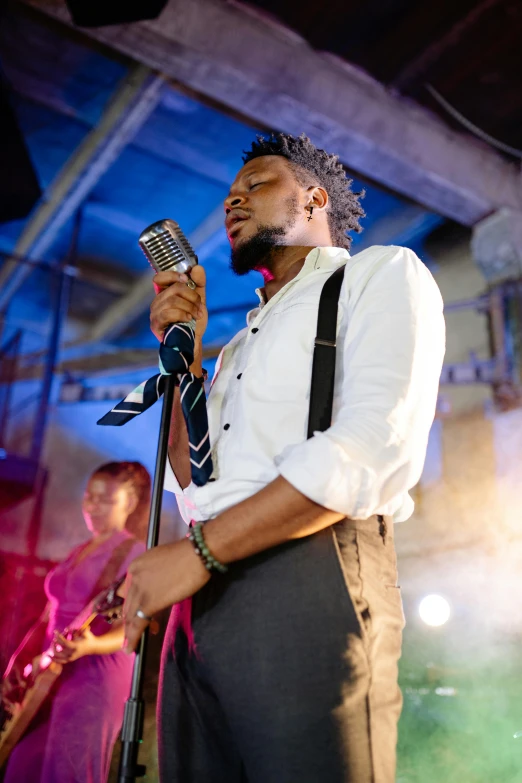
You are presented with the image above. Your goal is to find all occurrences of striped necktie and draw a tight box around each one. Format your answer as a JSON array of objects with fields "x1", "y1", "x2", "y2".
[{"x1": 97, "y1": 321, "x2": 212, "y2": 486}]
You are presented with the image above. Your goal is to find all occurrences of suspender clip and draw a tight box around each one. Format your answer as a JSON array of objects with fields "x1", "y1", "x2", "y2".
[{"x1": 314, "y1": 337, "x2": 336, "y2": 348}]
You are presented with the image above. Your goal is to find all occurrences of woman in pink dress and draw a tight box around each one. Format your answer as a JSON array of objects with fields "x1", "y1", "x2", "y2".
[{"x1": 3, "y1": 461, "x2": 150, "y2": 783}]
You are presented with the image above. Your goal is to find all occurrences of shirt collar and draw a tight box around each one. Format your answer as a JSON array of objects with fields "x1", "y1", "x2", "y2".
[
  {"x1": 302, "y1": 245, "x2": 350, "y2": 273},
  {"x1": 247, "y1": 246, "x2": 350, "y2": 323}
]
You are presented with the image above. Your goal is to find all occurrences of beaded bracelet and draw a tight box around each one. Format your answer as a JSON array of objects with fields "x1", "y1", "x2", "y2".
[{"x1": 187, "y1": 522, "x2": 228, "y2": 574}]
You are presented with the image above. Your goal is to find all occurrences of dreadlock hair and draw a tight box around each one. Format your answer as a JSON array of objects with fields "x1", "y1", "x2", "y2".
[
  {"x1": 91, "y1": 461, "x2": 151, "y2": 542},
  {"x1": 242, "y1": 133, "x2": 365, "y2": 250}
]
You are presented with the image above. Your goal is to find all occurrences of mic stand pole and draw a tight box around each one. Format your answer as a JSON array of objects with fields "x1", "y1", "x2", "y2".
[{"x1": 117, "y1": 373, "x2": 176, "y2": 783}]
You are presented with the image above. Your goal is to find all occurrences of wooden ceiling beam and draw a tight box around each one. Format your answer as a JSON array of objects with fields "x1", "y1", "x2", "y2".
[{"x1": 20, "y1": 0, "x2": 522, "y2": 226}]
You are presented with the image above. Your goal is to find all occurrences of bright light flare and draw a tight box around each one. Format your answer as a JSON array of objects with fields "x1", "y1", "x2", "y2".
[{"x1": 419, "y1": 594, "x2": 451, "y2": 627}]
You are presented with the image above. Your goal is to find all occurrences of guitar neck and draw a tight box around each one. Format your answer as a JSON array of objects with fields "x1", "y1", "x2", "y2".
[
  {"x1": 73, "y1": 613, "x2": 97, "y2": 636},
  {"x1": 62, "y1": 578, "x2": 124, "y2": 638},
  {"x1": 62, "y1": 601, "x2": 100, "y2": 639}
]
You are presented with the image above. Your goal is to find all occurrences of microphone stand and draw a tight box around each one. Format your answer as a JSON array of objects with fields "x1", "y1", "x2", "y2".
[{"x1": 117, "y1": 373, "x2": 176, "y2": 783}]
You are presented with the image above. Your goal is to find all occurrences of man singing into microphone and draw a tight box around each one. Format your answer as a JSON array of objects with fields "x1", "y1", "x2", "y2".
[{"x1": 122, "y1": 133, "x2": 445, "y2": 782}]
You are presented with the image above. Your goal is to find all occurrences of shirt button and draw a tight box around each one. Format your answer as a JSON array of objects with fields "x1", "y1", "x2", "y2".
[
  {"x1": 237, "y1": 373, "x2": 242, "y2": 380},
  {"x1": 224, "y1": 423, "x2": 230, "y2": 431},
  {"x1": 251, "y1": 327, "x2": 259, "y2": 334}
]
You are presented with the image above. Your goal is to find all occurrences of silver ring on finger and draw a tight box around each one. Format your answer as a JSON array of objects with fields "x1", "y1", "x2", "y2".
[
  {"x1": 186, "y1": 279, "x2": 197, "y2": 290},
  {"x1": 135, "y1": 608, "x2": 153, "y2": 622}
]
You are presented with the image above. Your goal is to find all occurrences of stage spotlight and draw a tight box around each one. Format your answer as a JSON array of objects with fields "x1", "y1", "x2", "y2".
[{"x1": 419, "y1": 594, "x2": 451, "y2": 627}]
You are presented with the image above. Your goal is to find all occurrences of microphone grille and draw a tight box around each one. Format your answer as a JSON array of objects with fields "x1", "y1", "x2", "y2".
[{"x1": 138, "y1": 219, "x2": 198, "y2": 275}]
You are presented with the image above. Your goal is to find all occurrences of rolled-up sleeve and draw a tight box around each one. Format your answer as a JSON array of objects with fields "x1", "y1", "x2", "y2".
[
  {"x1": 277, "y1": 247, "x2": 445, "y2": 520},
  {"x1": 164, "y1": 458, "x2": 184, "y2": 496},
  {"x1": 164, "y1": 460, "x2": 193, "y2": 524}
]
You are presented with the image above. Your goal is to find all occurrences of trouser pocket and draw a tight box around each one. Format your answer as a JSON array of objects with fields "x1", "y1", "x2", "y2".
[{"x1": 332, "y1": 518, "x2": 405, "y2": 636}]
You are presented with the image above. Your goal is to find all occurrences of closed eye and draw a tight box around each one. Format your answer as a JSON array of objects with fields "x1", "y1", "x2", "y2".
[{"x1": 249, "y1": 182, "x2": 264, "y2": 190}]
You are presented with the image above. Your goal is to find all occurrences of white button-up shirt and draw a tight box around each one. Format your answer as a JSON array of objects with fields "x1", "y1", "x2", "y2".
[{"x1": 165, "y1": 245, "x2": 445, "y2": 523}]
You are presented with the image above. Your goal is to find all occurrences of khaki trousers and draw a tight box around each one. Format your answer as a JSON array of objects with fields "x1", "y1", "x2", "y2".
[{"x1": 158, "y1": 515, "x2": 404, "y2": 783}]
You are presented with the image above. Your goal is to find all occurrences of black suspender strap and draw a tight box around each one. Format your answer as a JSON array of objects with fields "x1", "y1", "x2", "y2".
[{"x1": 307, "y1": 264, "x2": 346, "y2": 439}]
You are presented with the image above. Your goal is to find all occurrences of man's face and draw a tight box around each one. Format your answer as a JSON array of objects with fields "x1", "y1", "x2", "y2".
[{"x1": 224, "y1": 156, "x2": 307, "y2": 275}]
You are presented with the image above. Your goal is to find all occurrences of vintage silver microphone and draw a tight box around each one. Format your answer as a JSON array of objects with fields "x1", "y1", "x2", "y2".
[{"x1": 138, "y1": 218, "x2": 198, "y2": 289}]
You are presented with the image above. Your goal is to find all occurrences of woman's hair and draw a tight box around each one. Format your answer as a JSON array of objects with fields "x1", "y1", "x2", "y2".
[
  {"x1": 242, "y1": 132, "x2": 365, "y2": 249},
  {"x1": 91, "y1": 461, "x2": 151, "y2": 541}
]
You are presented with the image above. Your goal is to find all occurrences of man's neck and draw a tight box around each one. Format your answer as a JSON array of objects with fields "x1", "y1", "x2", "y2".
[{"x1": 258, "y1": 245, "x2": 316, "y2": 301}]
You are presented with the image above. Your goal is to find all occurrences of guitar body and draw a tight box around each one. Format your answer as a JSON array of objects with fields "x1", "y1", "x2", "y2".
[
  {"x1": 0, "y1": 578, "x2": 123, "y2": 770},
  {"x1": 0, "y1": 661, "x2": 62, "y2": 768}
]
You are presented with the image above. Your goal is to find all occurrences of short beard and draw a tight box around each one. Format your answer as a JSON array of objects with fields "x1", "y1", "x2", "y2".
[
  {"x1": 230, "y1": 224, "x2": 286, "y2": 276},
  {"x1": 229, "y1": 194, "x2": 300, "y2": 276}
]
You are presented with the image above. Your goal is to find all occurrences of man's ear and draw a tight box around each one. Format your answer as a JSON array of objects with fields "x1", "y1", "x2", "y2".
[{"x1": 308, "y1": 185, "x2": 328, "y2": 211}]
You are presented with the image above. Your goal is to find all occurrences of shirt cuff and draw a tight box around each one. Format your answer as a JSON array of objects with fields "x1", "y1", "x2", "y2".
[
  {"x1": 164, "y1": 457, "x2": 184, "y2": 495},
  {"x1": 164, "y1": 459, "x2": 193, "y2": 525}
]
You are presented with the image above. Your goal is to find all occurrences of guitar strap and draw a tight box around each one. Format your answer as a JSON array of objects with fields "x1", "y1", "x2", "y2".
[{"x1": 87, "y1": 537, "x2": 136, "y2": 603}]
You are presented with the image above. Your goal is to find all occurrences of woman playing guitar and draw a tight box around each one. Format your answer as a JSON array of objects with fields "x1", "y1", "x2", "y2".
[{"x1": 2, "y1": 461, "x2": 150, "y2": 783}]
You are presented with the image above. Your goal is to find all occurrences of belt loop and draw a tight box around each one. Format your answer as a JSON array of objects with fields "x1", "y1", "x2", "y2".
[{"x1": 377, "y1": 514, "x2": 387, "y2": 544}]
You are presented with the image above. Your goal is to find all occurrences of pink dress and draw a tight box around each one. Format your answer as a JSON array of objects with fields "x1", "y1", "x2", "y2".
[{"x1": 4, "y1": 530, "x2": 145, "y2": 783}]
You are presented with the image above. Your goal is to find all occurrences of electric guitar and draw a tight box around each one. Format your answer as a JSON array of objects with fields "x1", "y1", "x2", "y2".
[{"x1": 0, "y1": 578, "x2": 124, "y2": 769}]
